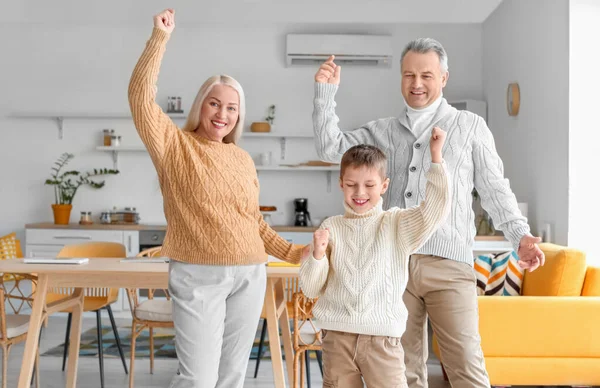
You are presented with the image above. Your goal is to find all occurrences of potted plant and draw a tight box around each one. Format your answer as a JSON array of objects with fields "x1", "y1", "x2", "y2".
[{"x1": 44, "y1": 153, "x2": 119, "y2": 225}]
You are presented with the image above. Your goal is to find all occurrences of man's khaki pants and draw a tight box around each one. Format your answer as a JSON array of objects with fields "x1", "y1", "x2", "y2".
[
  {"x1": 322, "y1": 330, "x2": 408, "y2": 388},
  {"x1": 401, "y1": 254, "x2": 490, "y2": 388}
]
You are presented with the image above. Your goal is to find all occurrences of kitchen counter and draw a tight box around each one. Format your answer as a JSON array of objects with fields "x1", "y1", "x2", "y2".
[{"x1": 25, "y1": 222, "x2": 318, "y2": 233}]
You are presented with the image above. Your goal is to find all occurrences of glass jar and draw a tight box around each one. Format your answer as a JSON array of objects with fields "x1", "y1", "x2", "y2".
[
  {"x1": 110, "y1": 207, "x2": 119, "y2": 223},
  {"x1": 111, "y1": 135, "x2": 121, "y2": 147},
  {"x1": 100, "y1": 212, "x2": 111, "y2": 224},
  {"x1": 79, "y1": 211, "x2": 92, "y2": 225},
  {"x1": 123, "y1": 207, "x2": 137, "y2": 224},
  {"x1": 103, "y1": 129, "x2": 112, "y2": 146}
]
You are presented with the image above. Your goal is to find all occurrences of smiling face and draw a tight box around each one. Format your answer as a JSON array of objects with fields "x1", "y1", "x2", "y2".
[
  {"x1": 196, "y1": 84, "x2": 240, "y2": 142},
  {"x1": 340, "y1": 165, "x2": 389, "y2": 214},
  {"x1": 401, "y1": 50, "x2": 448, "y2": 109}
]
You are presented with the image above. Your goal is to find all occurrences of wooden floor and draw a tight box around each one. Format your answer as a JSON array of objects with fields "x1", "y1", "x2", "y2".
[{"x1": 3, "y1": 314, "x2": 567, "y2": 388}]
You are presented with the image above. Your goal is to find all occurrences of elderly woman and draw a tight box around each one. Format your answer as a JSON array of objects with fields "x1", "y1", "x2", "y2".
[{"x1": 128, "y1": 9, "x2": 307, "y2": 388}]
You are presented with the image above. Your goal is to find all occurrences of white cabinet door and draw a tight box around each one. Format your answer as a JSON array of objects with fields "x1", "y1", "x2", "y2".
[{"x1": 123, "y1": 231, "x2": 140, "y2": 257}]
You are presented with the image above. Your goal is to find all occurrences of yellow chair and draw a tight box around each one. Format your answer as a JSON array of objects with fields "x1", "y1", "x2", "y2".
[
  {"x1": 125, "y1": 247, "x2": 173, "y2": 388},
  {"x1": 292, "y1": 292, "x2": 323, "y2": 388},
  {"x1": 0, "y1": 277, "x2": 40, "y2": 388},
  {"x1": 432, "y1": 243, "x2": 600, "y2": 386},
  {"x1": 50, "y1": 242, "x2": 128, "y2": 388}
]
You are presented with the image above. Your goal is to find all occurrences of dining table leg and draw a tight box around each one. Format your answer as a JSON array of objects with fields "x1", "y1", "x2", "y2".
[
  {"x1": 265, "y1": 277, "x2": 295, "y2": 388},
  {"x1": 65, "y1": 288, "x2": 84, "y2": 388},
  {"x1": 17, "y1": 274, "x2": 48, "y2": 388}
]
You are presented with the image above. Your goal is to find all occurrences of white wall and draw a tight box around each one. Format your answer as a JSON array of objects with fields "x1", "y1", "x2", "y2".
[
  {"x1": 482, "y1": 0, "x2": 570, "y2": 244},
  {"x1": 569, "y1": 0, "x2": 600, "y2": 264},
  {"x1": 0, "y1": 20, "x2": 483, "y2": 241}
]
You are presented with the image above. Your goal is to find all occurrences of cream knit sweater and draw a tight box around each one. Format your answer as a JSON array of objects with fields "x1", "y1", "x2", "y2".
[{"x1": 300, "y1": 163, "x2": 450, "y2": 337}]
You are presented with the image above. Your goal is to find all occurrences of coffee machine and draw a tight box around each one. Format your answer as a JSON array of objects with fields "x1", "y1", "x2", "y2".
[{"x1": 293, "y1": 198, "x2": 312, "y2": 226}]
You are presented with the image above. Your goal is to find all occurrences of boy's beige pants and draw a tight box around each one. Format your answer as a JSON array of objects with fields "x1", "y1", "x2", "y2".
[
  {"x1": 321, "y1": 330, "x2": 408, "y2": 388},
  {"x1": 401, "y1": 254, "x2": 490, "y2": 388}
]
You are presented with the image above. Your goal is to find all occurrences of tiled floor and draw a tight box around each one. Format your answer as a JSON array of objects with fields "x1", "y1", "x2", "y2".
[{"x1": 3, "y1": 315, "x2": 451, "y2": 387}]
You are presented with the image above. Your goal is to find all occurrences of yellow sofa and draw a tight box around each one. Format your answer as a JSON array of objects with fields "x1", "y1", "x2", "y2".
[{"x1": 433, "y1": 243, "x2": 600, "y2": 386}]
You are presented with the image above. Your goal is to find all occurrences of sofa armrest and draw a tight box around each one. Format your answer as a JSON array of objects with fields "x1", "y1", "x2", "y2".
[
  {"x1": 478, "y1": 296, "x2": 600, "y2": 357},
  {"x1": 583, "y1": 266, "x2": 600, "y2": 296}
]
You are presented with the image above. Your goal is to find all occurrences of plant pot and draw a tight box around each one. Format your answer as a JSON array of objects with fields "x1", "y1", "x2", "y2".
[
  {"x1": 250, "y1": 122, "x2": 271, "y2": 133},
  {"x1": 52, "y1": 204, "x2": 73, "y2": 225}
]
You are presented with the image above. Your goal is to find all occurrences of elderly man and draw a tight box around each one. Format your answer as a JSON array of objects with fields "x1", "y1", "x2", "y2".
[{"x1": 312, "y1": 38, "x2": 544, "y2": 387}]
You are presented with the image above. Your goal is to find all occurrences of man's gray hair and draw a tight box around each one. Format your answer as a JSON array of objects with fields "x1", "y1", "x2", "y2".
[{"x1": 401, "y1": 38, "x2": 449, "y2": 72}]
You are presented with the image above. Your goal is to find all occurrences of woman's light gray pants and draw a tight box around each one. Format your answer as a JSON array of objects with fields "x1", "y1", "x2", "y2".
[{"x1": 168, "y1": 260, "x2": 266, "y2": 388}]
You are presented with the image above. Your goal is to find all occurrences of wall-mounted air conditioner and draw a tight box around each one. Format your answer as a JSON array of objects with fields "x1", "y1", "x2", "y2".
[{"x1": 286, "y1": 34, "x2": 393, "y2": 68}]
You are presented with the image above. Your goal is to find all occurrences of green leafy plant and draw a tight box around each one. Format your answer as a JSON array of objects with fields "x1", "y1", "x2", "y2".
[
  {"x1": 44, "y1": 153, "x2": 119, "y2": 205},
  {"x1": 265, "y1": 104, "x2": 276, "y2": 125}
]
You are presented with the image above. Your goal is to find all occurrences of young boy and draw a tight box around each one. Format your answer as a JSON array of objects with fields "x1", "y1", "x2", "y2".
[{"x1": 300, "y1": 127, "x2": 450, "y2": 388}]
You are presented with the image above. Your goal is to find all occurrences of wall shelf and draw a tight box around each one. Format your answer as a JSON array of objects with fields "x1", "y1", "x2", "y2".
[
  {"x1": 255, "y1": 166, "x2": 338, "y2": 171},
  {"x1": 256, "y1": 165, "x2": 339, "y2": 192},
  {"x1": 242, "y1": 132, "x2": 314, "y2": 159},
  {"x1": 242, "y1": 132, "x2": 313, "y2": 138},
  {"x1": 10, "y1": 112, "x2": 187, "y2": 139},
  {"x1": 95, "y1": 146, "x2": 146, "y2": 169}
]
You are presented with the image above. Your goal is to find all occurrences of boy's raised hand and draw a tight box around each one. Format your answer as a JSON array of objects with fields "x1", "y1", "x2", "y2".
[
  {"x1": 314, "y1": 55, "x2": 341, "y2": 85},
  {"x1": 312, "y1": 229, "x2": 330, "y2": 259},
  {"x1": 430, "y1": 126, "x2": 446, "y2": 163}
]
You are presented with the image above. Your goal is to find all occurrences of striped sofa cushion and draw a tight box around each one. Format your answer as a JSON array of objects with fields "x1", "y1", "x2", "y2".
[{"x1": 474, "y1": 251, "x2": 524, "y2": 296}]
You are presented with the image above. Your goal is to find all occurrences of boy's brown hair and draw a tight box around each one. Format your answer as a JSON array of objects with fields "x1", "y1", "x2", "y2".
[{"x1": 340, "y1": 144, "x2": 387, "y2": 179}]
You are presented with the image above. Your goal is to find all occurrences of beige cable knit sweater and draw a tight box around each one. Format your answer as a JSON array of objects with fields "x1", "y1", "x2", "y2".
[{"x1": 129, "y1": 28, "x2": 303, "y2": 265}]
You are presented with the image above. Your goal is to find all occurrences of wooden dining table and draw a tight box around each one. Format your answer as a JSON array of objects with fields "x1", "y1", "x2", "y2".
[{"x1": 0, "y1": 258, "x2": 299, "y2": 388}]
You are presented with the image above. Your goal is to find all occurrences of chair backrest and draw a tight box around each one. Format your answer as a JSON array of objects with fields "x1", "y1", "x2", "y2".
[
  {"x1": 1, "y1": 238, "x2": 35, "y2": 314},
  {"x1": 286, "y1": 278, "x2": 300, "y2": 303},
  {"x1": 292, "y1": 291, "x2": 321, "y2": 351},
  {"x1": 1, "y1": 273, "x2": 37, "y2": 315},
  {"x1": 126, "y1": 246, "x2": 169, "y2": 314},
  {"x1": 48, "y1": 242, "x2": 126, "y2": 301}
]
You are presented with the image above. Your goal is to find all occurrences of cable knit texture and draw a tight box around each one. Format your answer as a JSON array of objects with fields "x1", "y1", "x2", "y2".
[
  {"x1": 313, "y1": 83, "x2": 530, "y2": 263},
  {"x1": 300, "y1": 163, "x2": 450, "y2": 337},
  {"x1": 128, "y1": 28, "x2": 302, "y2": 265}
]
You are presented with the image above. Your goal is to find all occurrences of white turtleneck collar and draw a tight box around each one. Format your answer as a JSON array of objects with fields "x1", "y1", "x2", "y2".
[
  {"x1": 404, "y1": 93, "x2": 443, "y2": 116},
  {"x1": 343, "y1": 198, "x2": 384, "y2": 220},
  {"x1": 404, "y1": 93, "x2": 443, "y2": 138}
]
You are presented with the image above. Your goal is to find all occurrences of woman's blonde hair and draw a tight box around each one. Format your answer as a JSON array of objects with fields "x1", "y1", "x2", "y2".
[{"x1": 182, "y1": 75, "x2": 245, "y2": 144}]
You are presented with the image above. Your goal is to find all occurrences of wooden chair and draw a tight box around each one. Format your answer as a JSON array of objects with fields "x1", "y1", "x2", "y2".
[
  {"x1": 0, "y1": 279, "x2": 40, "y2": 388},
  {"x1": 0, "y1": 238, "x2": 35, "y2": 315},
  {"x1": 125, "y1": 246, "x2": 173, "y2": 388},
  {"x1": 253, "y1": 277, "x2": 301, "y2": 377},
  {"x1": 49, "y1": 242, "x2": 128, "y2": 388},
  {"x1": 292, "y1": 292, "x2": 323, "y2": 388}
]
